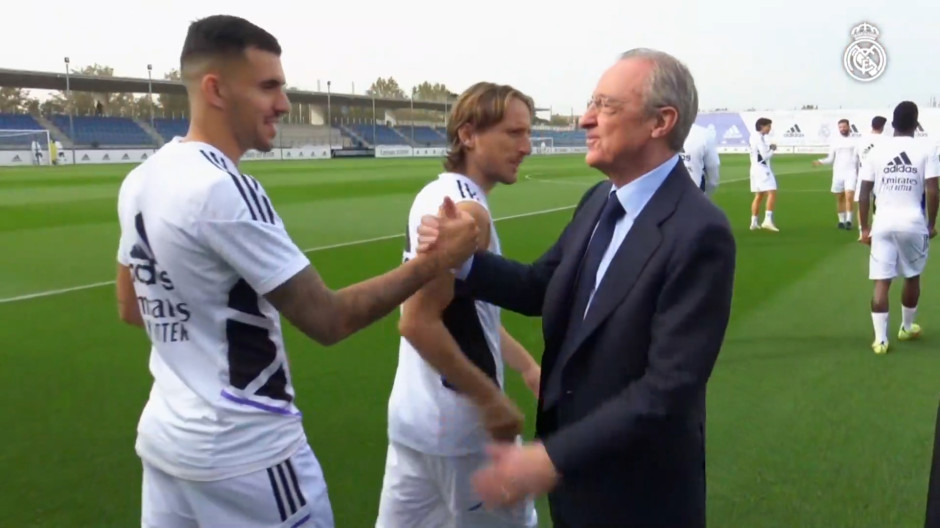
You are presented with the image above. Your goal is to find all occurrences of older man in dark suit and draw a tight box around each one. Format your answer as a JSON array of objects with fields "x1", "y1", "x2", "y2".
[{"x1": 417, "y1": 48, "x2": 736, "y2": 528}]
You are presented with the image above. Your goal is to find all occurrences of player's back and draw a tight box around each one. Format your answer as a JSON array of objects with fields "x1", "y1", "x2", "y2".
[
  {"x1": 682, "y1": 124, "x2": 708, "y2": 186},
  {"x1": 117, "y1": 138, "x2": 308, "y2": 481},
  {"x1": 863, "y1": 136, "x2": 939, "y2": 234},
  {"x1": 857, "y1": 133, "x2": 886, "y2": 167},
  {"x1": 387, "y1": 172, "x2": 503, "y2": 457}
]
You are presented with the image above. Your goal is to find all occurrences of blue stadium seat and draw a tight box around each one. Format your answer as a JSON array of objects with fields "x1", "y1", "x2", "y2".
[
  {"x1": 50, "y1": 115, "x2": 153, "y2": 147},
  {"x1": 0, "y1": 114, "x2": 46, "y2": 148},
  {"x1": 153, "y1": 118, "x2": 190, "y2": 142}
]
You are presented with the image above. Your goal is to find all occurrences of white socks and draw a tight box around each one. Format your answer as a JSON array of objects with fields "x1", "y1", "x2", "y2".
[
  {"x1": 872, "y1": 312, "x2": 888, "y2": 344},
  {"x1": 764, "y1": 211, "x2": 774, "y2": 223},
  {"x1": 902, "y1": 305, "x2": 918, "y2": 331}
]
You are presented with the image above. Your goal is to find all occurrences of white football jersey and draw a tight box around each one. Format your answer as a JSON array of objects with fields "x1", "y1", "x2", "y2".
[
  {"x1": 856, "y1": 132, "x2": 886, "y2": 167},
  {"x1": 682, "y1": 123, "x2": 720, "y2": 193},
  {"x1": 116, "y1": 138, "x2": 311, "y2": 481},
  {"x1": 749, "y1": 132, "x2": 774, "y2": 172},
  {"x1": 387, "y1": 172, "x2": 504, "y2": 457},
  {"x1": 818, "y1": 133, "x2": 859, "y2": 176},
  {"x1": 859, "y1": 136, "x2": 940, "y2": 234}
]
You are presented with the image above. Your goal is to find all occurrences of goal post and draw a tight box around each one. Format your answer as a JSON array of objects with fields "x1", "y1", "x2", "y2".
[
  {"x1": 0, "y1": 129, "x2": 54, "y2": 165},
  {"x1": 529, "y1": 136, "x2": 554, "y2": 155}
]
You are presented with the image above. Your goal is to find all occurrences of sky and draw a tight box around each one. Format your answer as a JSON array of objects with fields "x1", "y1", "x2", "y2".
[{"x1": 2, "y1": 0, "x2": 936, "y2": 116}]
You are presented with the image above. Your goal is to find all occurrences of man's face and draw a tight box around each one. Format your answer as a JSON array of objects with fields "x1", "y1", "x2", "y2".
[
  {"x1": 464, "y1": 97, "x2": 533, "y2": 186},
  {"x1": 839, "y1": 121, "x2": 850, "y2": 136},
  {"x1": 579, "y1": 58, "x2": 657, "y2": 173},
  {"x1": 218, "y1": 47, "x2": 290, "y2": 153}
]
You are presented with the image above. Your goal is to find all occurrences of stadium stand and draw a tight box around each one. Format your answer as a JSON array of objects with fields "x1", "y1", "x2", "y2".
[
  {"x1": 49, "y1": 115, "x2": 152, "y2": 147},
  {"x1": 0, "y1": 113, "x2": 46, "y2": 148},
  {"x1": 397, "y1": 125, "x2": 446, "y2": 147}
]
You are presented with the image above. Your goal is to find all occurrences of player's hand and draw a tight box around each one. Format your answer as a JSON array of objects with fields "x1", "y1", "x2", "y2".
[
  {"x1": 812, "y1": 160, "x2": 821, "y2": 167},
  {"x1": 419, "y1": 197, "x2": 479, "y2": 268},
  {"x1": 859, "y1": 229, "x2": 871, "y2": 245},
  {"x1": 930, "y1": 226, "x2": 937, "y2": 239},
  {"x1": 477, "y1": 391, "x2": 525, "y2": 442},
  {"x1": 522, "y1": 365, "x2": 540, "y2": 400},
  {"x1": 769, "y1": 143, "x2": 777, "y2": 151}
]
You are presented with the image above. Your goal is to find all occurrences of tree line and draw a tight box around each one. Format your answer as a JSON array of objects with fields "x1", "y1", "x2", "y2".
[{"x1": 0, "y1": 66, "x2": 574, "y2": 126}]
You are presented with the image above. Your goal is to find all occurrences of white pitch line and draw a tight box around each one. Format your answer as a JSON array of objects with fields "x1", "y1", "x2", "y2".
[{"x1": 0, "y1": 204, "x2": 578, "y2": 305}]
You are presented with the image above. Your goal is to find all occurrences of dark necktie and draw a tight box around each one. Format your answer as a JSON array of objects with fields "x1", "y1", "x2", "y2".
[
  {"x1": 544, "y1": 190, "x2": 625, "y2": 407},
  {"x1": 570, "y1": 191, "x2": 626, "y2": 324}
]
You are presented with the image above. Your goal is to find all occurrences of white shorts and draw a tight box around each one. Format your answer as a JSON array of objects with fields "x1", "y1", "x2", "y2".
[
  {"x1": 141, "y1": 443, "x2": 334, "y2": 528},
  {"x1": 750, "y1": 166, "x2": 777, "y2": 192},
  {"x1": 832, "y1": 172, "x2": 859, "y2": 193},
  {"x1": 869, "y1": 230, "x2": 930, "y2": 280},
  {"x1": 376, "y1": 441, "x2": 538, "y2": 528}
]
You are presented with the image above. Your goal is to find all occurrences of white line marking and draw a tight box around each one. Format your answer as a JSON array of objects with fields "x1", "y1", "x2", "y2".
[{"x1": 0, "y1": 204, "x2": 578, "y2": 305}]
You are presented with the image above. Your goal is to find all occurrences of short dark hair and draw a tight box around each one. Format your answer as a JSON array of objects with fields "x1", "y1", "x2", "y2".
[
  {"x1": 755, "y1": 117, "x2": 772, "y2": 130},
  {"x1": 892, "y1": 101, "x2": 919, "y2": 133},
  {"x1": 180, "y1": 15, "x2": 281, "y2": 72},
  {"x1": 871, "y1": 115, "x2": 887, "y2": 131},
  {"x1": 838, "y1": 118, "x2": 849, "y2": 126}
]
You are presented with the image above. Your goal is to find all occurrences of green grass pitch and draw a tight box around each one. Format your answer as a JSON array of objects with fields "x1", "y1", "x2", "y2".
[{"x1": 1, "y1": 153, "x2": 938, "y2": 527}]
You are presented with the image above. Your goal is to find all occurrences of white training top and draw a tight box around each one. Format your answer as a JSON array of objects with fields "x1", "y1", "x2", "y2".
[
  {"x1": 116, "y1": 137, "x2": 311, "y2": 481},
  {"x1": 749, "y1": 132, "x2": 774, "y2": 173},
  {"x1": 681, "y1": 123, "x2": 721, "y2": 194},
  {"x1": 859, "y1": 135, "x2": 940, "y2": 234},
  {"x1": 817, "y1": 133, "x2": 859, "y2": 176},
  {"x1": 387, "y1": 172, "x2": 505, "y2": 457}
]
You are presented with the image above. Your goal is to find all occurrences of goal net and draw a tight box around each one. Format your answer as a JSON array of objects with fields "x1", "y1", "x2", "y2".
[
  {"x1": 0, "y1": 129, "x2": 53, "y2": 165},
  {"x1": 530, "y1": 136, "x2": 554, "y2": 155}
]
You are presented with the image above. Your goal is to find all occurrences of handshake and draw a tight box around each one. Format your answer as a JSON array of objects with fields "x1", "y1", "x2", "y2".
[{"x1": 415, "y1": 196, "x2": 480, "y2": 271}]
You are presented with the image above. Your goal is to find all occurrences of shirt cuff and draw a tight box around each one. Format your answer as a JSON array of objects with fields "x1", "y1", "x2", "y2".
[{"x1": 454, "y1": 255, "x2": 474, "y2": 280}]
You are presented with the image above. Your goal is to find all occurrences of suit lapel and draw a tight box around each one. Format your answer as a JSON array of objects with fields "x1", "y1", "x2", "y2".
[
  {"x1": 541, "y1": 181, "x2": 611, "y2": 365},
  {"x1": 558, "y1": 166, "x2": 687, "y2": 370}
]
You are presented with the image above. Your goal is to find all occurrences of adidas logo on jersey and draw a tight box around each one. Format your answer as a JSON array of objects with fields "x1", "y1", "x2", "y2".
[
  {"x1": 916, "y1": 124, "x2": 928, "y2": 137},
  {"x1": 722, "y1": 125, "x2": 743, "y2": 140},
  {"x1": 884, "y1": 151, "x2": 919, "y2": 174},
  {"x1": 783, "y1": 124, "x2": 804, "y2": 138},
  {"x1": 850, "y1": 124, "x2": 862, "y2": 137},
  {"x1": 129, "y1": 212, "x2": 192, "y2": 342}
]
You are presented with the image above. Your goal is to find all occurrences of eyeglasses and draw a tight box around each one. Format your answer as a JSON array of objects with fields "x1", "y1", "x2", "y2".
[{"x1": 586, "y1": 95, "x2": 625, "y2": 113}]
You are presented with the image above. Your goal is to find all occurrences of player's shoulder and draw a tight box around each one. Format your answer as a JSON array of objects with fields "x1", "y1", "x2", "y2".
[
  {"x1": 158, "y1": 140, "x2": 277, "y2": 224},
  {"x1": 412, "y1": 172, "x2": 487, "y2": 211}
]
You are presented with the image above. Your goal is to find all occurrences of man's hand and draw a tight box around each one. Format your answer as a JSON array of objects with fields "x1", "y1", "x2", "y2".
[
  {"x1": 769, "y1": 143, "x2": 777, "y2": 151},
  {"x1": 476, "y1": 391, "x2": 525, "y2": 442},
  {"x1": 859, "y1": 228, "x2": 872, "y2": 245},
  {"x1": 930, "y1": 225, "x2": 937, "y2": 239},
  {"x1": 812, "y1": 160, "x2": 822, "y2": 167},
  {"x1": 418, "y1": 196, "x2": 478, "y2": 269},
  {"x1": 471, "y1": 442, "x2": 560, "y2": 509}
]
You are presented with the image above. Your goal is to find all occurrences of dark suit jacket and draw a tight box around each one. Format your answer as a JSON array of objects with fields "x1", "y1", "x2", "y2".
[{"x1": 462, "y1": 161, "x2": 736, "y2": 528}]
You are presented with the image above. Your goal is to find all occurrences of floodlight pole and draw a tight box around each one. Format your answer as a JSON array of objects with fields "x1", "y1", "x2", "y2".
[
  {"x1": 147, "y1": 64, "x2": 154, "y2": 130},
  {"x1": 64, "y1": 56, "x2": 75, "y2": 164}
]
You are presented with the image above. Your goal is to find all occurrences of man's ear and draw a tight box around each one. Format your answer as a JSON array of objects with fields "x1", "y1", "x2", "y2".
[
  {"x1": 200, "y1": 72, "x2": 226, "y2": 110},
  {"x1": 457, "y1": 123, "x2": 476, "y2": 150},
  {"x1": 650, "y1": 106, "x2": 678, "y2": 141}
]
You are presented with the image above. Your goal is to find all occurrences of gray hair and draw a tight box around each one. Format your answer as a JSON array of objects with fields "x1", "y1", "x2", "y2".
[{"x1": 619, "y1": 48, "x2": 699, "y2": 151}]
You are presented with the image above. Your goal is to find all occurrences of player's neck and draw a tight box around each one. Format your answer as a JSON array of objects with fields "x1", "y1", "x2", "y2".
[
  {"x1": 455, "y1": 164, "x2": 494, "y2": 194},
  {"x1": 184, "y1": 114, "x2": 244, "y2": 166},
  {"x1": 894, "y1": 131, "x2": 915, "y2": 137}
]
